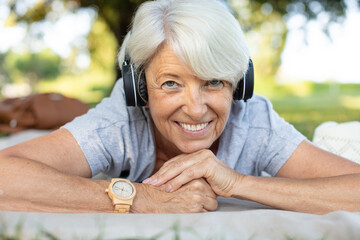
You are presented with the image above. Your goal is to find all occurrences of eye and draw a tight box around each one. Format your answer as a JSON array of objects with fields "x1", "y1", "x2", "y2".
[
  {"x1": 162, "y1": 81, "x2": 180, "y2": 89},
  {"x1": 206, "y1": 80, "x2": 223, "y2": 88}
]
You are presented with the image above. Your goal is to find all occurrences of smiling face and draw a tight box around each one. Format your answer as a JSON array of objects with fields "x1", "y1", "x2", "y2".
[{"x1": 146, "y1": 44, "x2": 233, "y2": 155}]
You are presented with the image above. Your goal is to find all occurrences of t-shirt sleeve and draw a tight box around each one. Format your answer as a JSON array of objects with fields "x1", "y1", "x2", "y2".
[
  {"x1": 216, "y1": 95, "x2": 307, "y2": 177},
  {"x1": 254, "y1": 99, "x2": 307, "y2": 176},
  {"x1": 61, "y1": 80, "x2": 131, "y2": 177}
]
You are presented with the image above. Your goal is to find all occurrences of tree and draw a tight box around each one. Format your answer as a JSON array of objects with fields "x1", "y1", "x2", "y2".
[
  {"x1": 11, "y1": 49, "x2": 62, "y2": 83},
  {"x1": 4, "y1": 0, "x2": 360, "y2": 83},
  {"x1": 6, "y1": 0, "x2": 147, "y2": 80},
  {"x1": 0, "y1": 53, "x2": 11, "y2": 90}
]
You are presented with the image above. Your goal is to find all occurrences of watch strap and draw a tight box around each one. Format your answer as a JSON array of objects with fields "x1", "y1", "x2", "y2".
[{"x1": 114, "y1": 204, "x2": 131, "y2": 213}]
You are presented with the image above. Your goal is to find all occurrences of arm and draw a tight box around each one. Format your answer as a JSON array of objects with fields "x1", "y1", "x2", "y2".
[
  {"x1": 232, "y1": 172, "x2": 360, "y2": 214},
  {"x1": 145, "y1": 140, "x2": 360, "y2": 214},
  {"x1": 0, "y1": 128, "x2": 112, "y2": 212},
  {"x1": 247, "y1": 140, "x2": 360, "y2": 214},
  {"x1": 0, "y1": 129, "x2": 217, "y2": 213}
]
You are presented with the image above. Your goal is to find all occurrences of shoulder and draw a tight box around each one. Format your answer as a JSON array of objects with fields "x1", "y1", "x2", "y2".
[
  {"x1": 65, "y1": 79, "x2": 148, "y2": 131},
  {"x1": 62, "y1": 79, "x2": 155, "y2": 179},
  {"x1": 227, "y1": 94, "x2": 305, "y2": 146},
  {"x1": 222, "y1": 95, "x2": 306, "y2": 176},
  {"x1": 228, "y1": 94, "x2": 279, "y2": 130}
]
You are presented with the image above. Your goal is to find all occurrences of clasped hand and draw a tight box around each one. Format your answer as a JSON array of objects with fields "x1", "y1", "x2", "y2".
[
  {"x1": 133, "y1": 178, "x2": 217, "y2": 213},
  {"x1": 143, "y1": 149, "x2": 243, "y2": 198}
]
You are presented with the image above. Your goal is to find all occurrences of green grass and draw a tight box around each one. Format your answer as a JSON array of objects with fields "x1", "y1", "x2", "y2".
[{"x1": 261, "y1": 82, "x2": 360, "y2": 140}]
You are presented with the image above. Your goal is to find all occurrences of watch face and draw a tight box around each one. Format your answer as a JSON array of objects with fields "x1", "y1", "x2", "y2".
[{"x1": 112, "y1": 180, "x2": 134, "y2": 198}]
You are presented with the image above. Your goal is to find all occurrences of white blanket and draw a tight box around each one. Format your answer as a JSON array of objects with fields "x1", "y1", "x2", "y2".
[
  {"x1": 1, "y1": 198, "x2": 360, "y2": 240},
  {"x1": 313, "y1": 121, "x2": 360, "y2": 164}
]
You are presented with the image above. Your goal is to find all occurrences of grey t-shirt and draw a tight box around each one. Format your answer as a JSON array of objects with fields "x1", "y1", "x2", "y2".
[{"x1": 63, "y1": 80, "x2": 306, "y2": 182}]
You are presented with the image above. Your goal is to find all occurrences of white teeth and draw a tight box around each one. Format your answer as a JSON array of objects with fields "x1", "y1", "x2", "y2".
[{"x1": 179, "y1": 122, "x2": 208, "y2": 131}]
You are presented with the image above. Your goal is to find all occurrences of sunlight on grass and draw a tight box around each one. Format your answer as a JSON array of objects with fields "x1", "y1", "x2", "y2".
[
  {"x1": 341, "y1": 96, "x2": 360, "y2": 109},
  {"x1": 260, "y1": 82, "x2": 360, "y2": 140},
  {"x1": 284, "y1": 81, "x2": 314, "y2": 97}
]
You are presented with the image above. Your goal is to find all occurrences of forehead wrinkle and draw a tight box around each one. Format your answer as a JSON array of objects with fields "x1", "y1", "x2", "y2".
[
  {"x1": 155, "y1": 63, "x2": 183, "y2": 80},
  {"x1": 153, "y1": 60, "x2": 187, "y2": 83},
  {"x1": 149, "y1": 43, "x2": 200, "y2": 83}
]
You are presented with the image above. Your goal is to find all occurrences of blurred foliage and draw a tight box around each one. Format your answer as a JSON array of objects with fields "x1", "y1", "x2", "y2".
[
  {"x1": 257, "y1": 82, "x2": 360, "y2": 139},
  {"x1": 231, "y1": 0, "x2": 359, "y2": 84},
  {"x1": 6, "y1": 0, "x2": 146, "y2": 44},
  {"x1": 233, "y1": 0, "x2": 357, "y2": 30},
  {"x1": 36, "y1": 17, "x2": 117, "y2": 105},
  {"x1": 4, "y1": 0, "x2": 360, "y2": 87},
  {"x1": 5, "y1": 0, "x2": 147, "y2": 80},
  {"x1": 7, "y1": 49, "x2": 62, "y2": 83},
  {"x1": 0, "y1": 16, "x2": 117, "y2": 103},
  {"x1": 232, "y1": 0, "x2": 286, "y2": 82},
  {"x1": 0, "y1": 54, "x2": 11, "y2": 87}
]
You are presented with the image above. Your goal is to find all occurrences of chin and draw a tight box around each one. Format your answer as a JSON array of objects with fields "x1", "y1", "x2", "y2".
[{"x1": 177, "y1": 141, "x2": 213, "y2": 154}]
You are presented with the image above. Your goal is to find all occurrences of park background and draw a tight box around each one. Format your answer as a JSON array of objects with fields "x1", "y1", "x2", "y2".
[{"x1": 0, "y1": 0, "x2": 359, "y2": 140}]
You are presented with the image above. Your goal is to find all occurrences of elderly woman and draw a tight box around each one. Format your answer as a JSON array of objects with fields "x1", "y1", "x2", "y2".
[{"x1": 1, "y1": 0, "x2": 360, "y2": 214}]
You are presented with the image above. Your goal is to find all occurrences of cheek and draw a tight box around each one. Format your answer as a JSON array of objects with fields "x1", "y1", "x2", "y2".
[
  {"x1": 148, "y1": 96, "x2": 164, "y2": 122},
  {"x1": 219, "y1": 102, "x2": 232, "y2": 122},
  {"x1": 217, "y1": 87, "x2": 233, "y2": 109},
  {"x1": 213, "y1": 92, "x2": 233, "y2": 125},
  {"x1": 147, "y1": 90, "x2": 177, "y2": 124}
]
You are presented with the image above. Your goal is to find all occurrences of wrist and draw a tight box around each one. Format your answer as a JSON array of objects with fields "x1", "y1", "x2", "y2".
[
  {"x1": 130, "y1": 183, "x2": 159, "y2": 213},
  {"x1": 230, "y1": 174, "x2": 253, "y2": 199}
]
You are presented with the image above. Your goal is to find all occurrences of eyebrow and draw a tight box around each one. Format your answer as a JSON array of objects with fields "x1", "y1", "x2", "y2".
[{"x1": 156, "y1": 73, "x2": 181, "y2": 82}]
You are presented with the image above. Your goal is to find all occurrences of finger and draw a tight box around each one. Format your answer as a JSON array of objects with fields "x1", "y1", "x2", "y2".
[
  {"x1": 192, "y1": 180, "x2": 218, "y2": 211},
  {"x1": 142, "y1": 154, "x2": 186, "y2": 184},
  {"x1": 200, "y1": 208, "x2": 208, "y2": 213},
  {"x1": 164, "y1": 165, "x2": 208, "y2": 192},
  {"x1": 186, "y1": 182, "x2": 218, "y2": 212},
  {"x1": 143, "y1": 150, "x2": 216, "y2": 186},
  {"x1": 200, "y1": 181, "x2": 217, "y2": 199},
  {"x1": 203, "y1": 197, "x2": 218, "y2": 211},
  {"x1": 156, "y1": 150, "x2": 216, "y2": 186},
  {"x1": 188, "y1": 178, "x2": 217, "y2": 199},
  {"x1": 184, "y1": 193, "x2": 213, "y2": 213},
  {"x1": 195, "y1": 178, "x2": 216, "y2": 195},
  {"x1": 144, "y1": 154, "x2": 200, "y2": 186}
]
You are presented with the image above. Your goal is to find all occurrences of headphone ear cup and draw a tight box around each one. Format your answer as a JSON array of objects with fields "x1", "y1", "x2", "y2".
[
  {"x1": 122, "y1": 62, "x2": 137, "y2": 106},
  {"x1": 122, "y1": 61, "x2": 148, "y2": 107},
  {"x1": 243, "y1": 59, "x2": 254, "y2": 101},
  {"x1": 137, "y1": 71, "x2": 148, "y2": 106},
  {"x1": 233, "y1": 59, "x2": 254, "y2": 102}
]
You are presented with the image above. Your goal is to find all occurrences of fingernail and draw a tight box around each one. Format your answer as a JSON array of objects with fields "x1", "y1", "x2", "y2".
[
  {"x1": 149, "y1": 178, "x2": 158, "y2": 185},
  {"x1": 165, "y1": 184, "x2": 172, "y2": 192},
  {"x1": 142, "y1": 178, "x2": 151, "y2": 184}
]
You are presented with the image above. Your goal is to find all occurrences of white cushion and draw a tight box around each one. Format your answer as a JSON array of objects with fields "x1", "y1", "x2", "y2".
[{"x1": 312, "y1": 121, "x2": 360, "y2": 164}]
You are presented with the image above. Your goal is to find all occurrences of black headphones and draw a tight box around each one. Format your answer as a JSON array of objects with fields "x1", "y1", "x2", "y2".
[{"x1": 122, "y1": 54, "x2": 254, "y2": 106}]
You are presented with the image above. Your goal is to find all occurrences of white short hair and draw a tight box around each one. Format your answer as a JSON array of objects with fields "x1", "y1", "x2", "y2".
[{"x1": 118, "y1": 0, "x2": 250, "y2": 88}]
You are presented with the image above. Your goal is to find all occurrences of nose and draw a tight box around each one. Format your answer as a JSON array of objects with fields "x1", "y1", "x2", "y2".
[{"x1": 181, "y1": 87, "x2": 207, "y2": 120}]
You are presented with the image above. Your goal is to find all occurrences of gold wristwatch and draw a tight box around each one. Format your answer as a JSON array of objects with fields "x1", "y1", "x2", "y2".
[{"x1": 105, "y1": 178, "x2": 136, "y2": 213}]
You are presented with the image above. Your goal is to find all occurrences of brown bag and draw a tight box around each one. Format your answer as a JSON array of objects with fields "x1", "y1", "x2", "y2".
[{"x1": 0, "y1": 93, "x2": 89, "y2": 133}]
